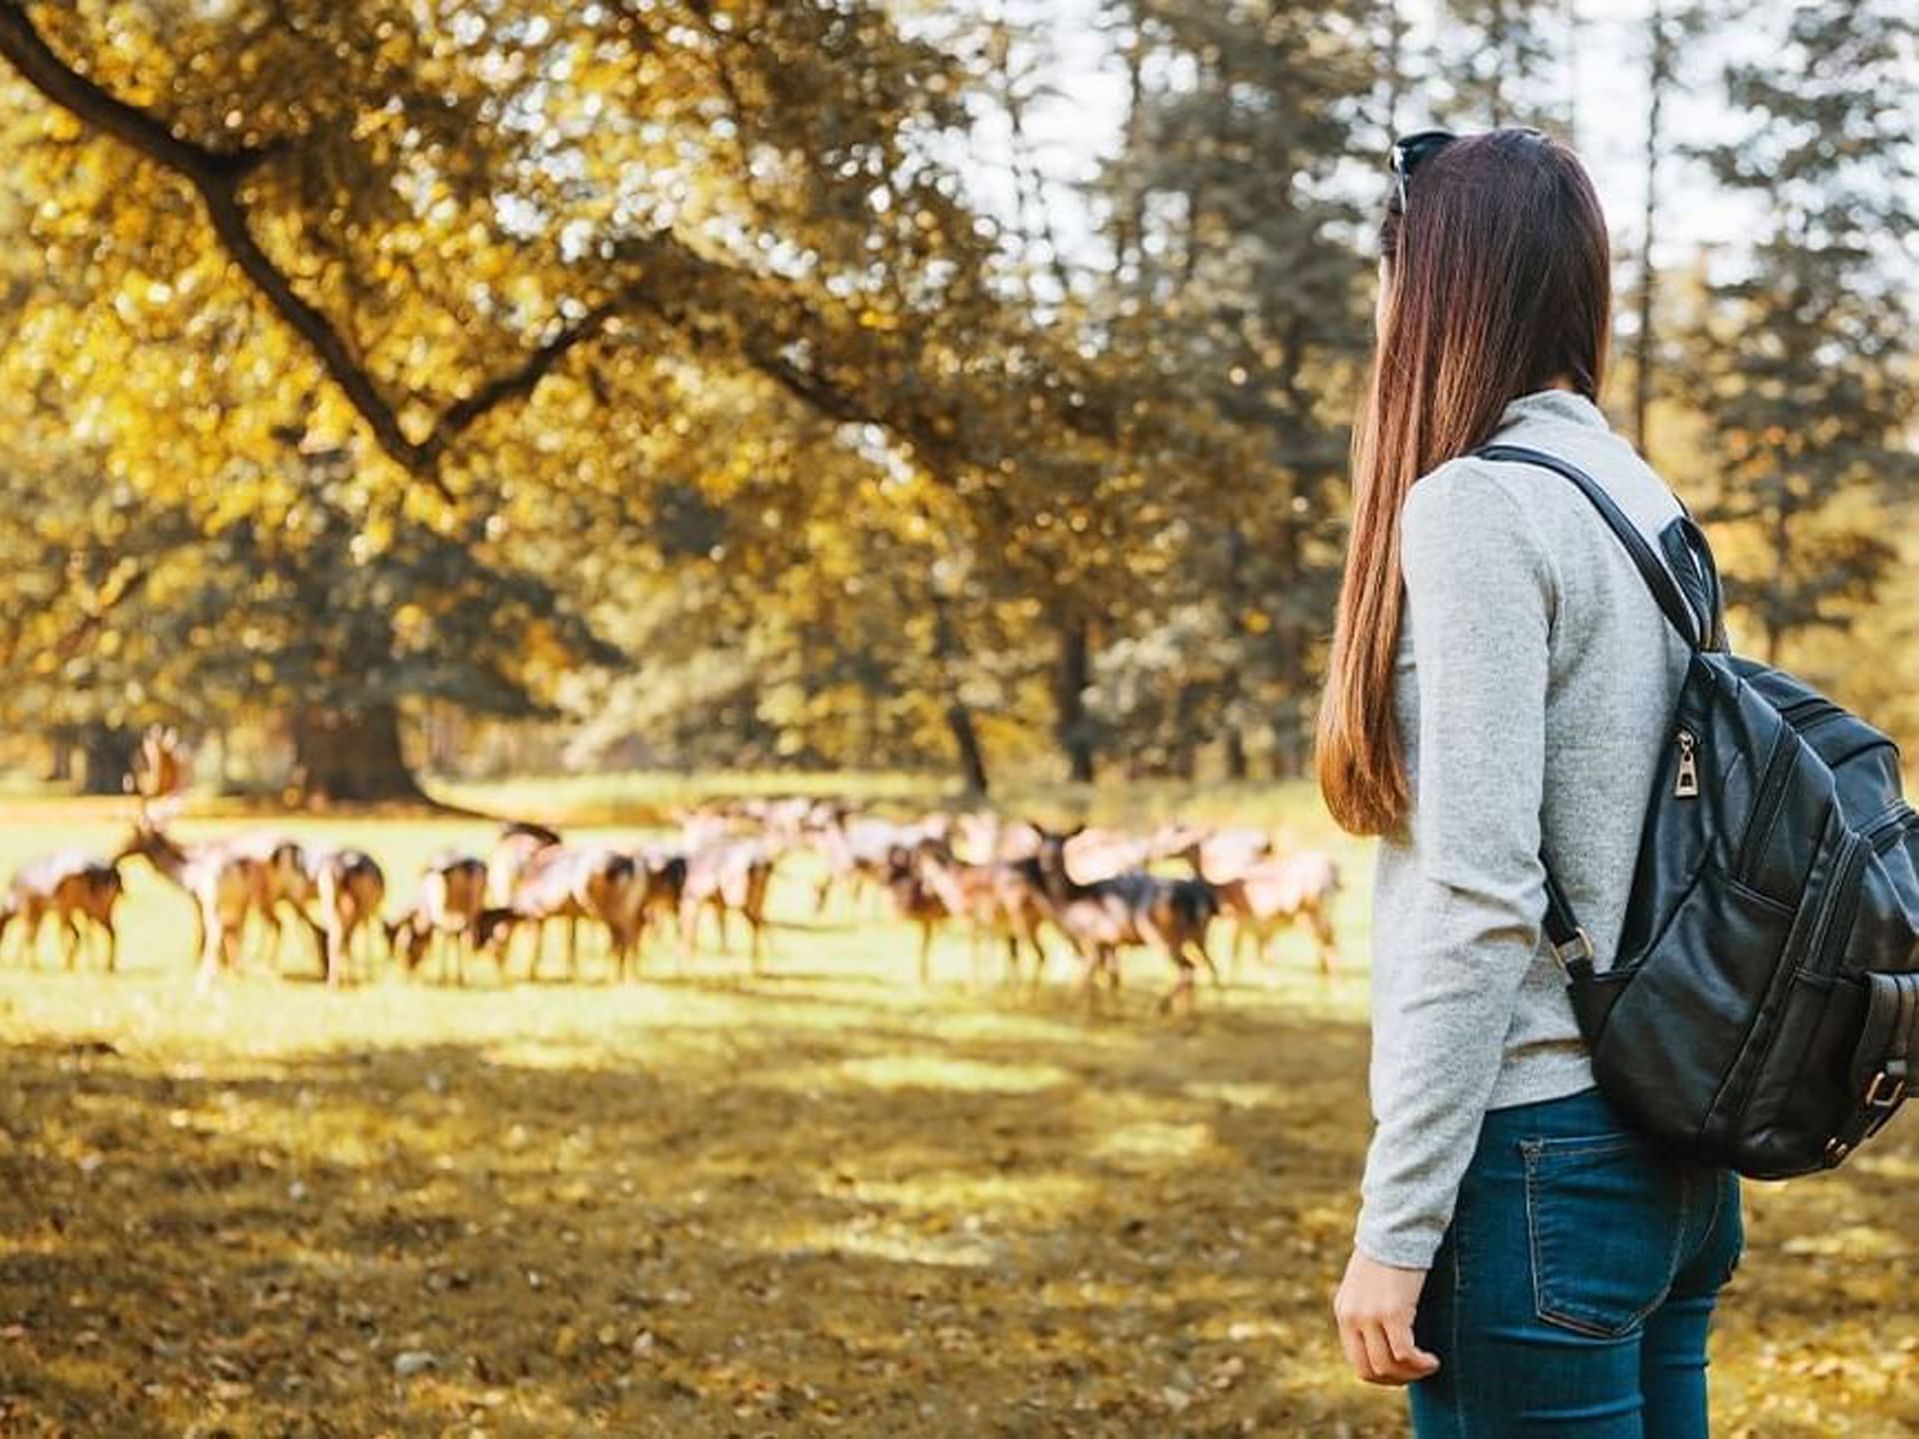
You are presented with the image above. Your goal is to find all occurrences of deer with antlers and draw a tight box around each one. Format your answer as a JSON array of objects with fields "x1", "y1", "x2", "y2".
[
  {"x1": 0, "y1": 853, "x2": 125, "y2": 971},
  {"x1": 116, "y1": 728, "x2": 268, "y2": 983}
]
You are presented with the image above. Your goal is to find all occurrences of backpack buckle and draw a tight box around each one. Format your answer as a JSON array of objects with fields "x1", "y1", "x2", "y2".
[
  {"x1": 1864, "y1": 1069, "x2": 1907, "y2": 1110},
  {"x1": 1549, "y1": 927, "x2": 1595, "y2": 976}
]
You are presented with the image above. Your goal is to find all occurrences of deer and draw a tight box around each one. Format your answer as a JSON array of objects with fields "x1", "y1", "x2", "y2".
[
  {"x1": 117, "y1": 821, "x2": 264, "y2": 983},
  {"x1": 286, "y1": 846, "x2": 387, "y2": 986},
  {"x1": 1211, "y1": 850, "x2": 1343, "y2": 977},
  {"x1": 220, "y1": 832, "x2": 321, "y2": 970},
  {"x1": 1030, "y1": 825, "x2": 1221, "y2": 1014},
  {"x1": 502, "y1": 843, "x2": 642, "y2": 981},
  {"x1": 389, "y1": 851, "x2": 490, "y2": 985},
  {"x1": 118, "y1": 728, "x2": 266, "y2": 983},
  {"x1": 0, "y1": 853, "x2": 125, "y2": 972},
  {"x1": 680, "y1": 837, "x2": 776, "y2": 973},
  {"x1": 488, "y1": 820, "x2": 564, "y2": 908},
  {"x1": 880, "y1": 844, "x2": 951, "y2": 985},
  {"x1": 1151, "y1": 823, "x2": 1276, "y2": 884},
  {"x1": 811, "y1": 811, "x2": 953, "y2": 916},
  {"x1": 616, "y1": 844, "x2": 691, "y2": 976},
  {"x1": 909, "y1": 839, "x2": 1052, "y2": 992}
]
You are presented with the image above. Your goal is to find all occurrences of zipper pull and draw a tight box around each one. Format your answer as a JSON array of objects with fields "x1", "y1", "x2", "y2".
[{"x1": 1674, "y1": 729, "x2": 1700, "y2": 799}]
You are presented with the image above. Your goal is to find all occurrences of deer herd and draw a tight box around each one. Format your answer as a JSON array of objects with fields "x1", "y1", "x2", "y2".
[{"x1": 0, "y1": 733, "x2": 1344, "y2": 1014}]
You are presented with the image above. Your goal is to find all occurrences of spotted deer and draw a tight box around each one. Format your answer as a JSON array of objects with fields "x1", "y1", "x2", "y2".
[
  {"x1": 1030, "y1": 826, "x2": 1221, "y2": 1013},
  {"x1": 390, "y1": 851, "x2": 490, "y2": 985},
  {"x1": 118, "y1": 729, "x2": 265, "y2": 982},
  {"x1": 909, "y1": 840, "x2": 1052, "y2": 992},
  {"x1": 0, "y1": 853, "x2": 125, "y2": 971},
  {"x1": 503, "y1": 843, "x2": 642, "y2": 981},
  {"x1": 680, "y1": 838, "x2": 776, "y2": 973},
  {"x1": 1212, "y1": 851, "x2": 1342, "y2": 976}
]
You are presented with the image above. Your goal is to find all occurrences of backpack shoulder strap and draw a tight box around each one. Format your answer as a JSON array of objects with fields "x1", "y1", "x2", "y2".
[
  {"x1": 1473, "y1": 442, "x2": 1706, "y2": 652},
  {"x1": 1469, "y1": 442, "x2": 1711, "y2": 990}
]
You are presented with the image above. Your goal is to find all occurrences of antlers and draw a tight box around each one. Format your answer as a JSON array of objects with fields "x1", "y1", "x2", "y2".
[{"x1": 126, "y1": 725, "x2": 187, "y2": 824}]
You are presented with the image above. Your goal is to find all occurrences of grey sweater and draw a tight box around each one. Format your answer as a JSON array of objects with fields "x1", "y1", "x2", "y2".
[{"x1": 1354, "y1": 388, "x2": 1694, "y2": 1270}]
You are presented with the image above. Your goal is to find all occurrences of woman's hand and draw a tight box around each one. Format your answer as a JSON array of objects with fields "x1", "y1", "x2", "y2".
[{"x1": 1333, "y1": 1248, "x2": 1441, "y2": 1386}]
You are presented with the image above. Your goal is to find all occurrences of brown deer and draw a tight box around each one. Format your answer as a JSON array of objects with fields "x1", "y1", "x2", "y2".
[
  {"x1": 222, "y1": 832, "x2": 321, "y2": 970},
  {"x1": 0, "y1": 853, "x2": 125, "y2": 971},
  {"x1": 488, "y1": 820, "x2": 564, "y2": 907},
  {"x1": 880, "y1": 845, "x2": 951, "y2": 985},
  {"x1": 680, "y1": 838, "x2": 776, "y2": 973},
  {"x1": 1213, "y1": 851, "x2": 1342, "y2": 977},
  {"x1": 300, "y1": 847, "x2": 388, "y2": 986},
  {"x1": 117, "y1": 821, "x2": 264, "y2": 982},
  {"x1": 619, "y1": 844, "x2": 691, "y2": 976},
  {"x1": 909, "y1": 840, "x2": 1052, "y2": 992},
  {"x1": 389, "y1": 852, "x2": 490, "y2": 985},
  {"x1": 1030, "y1": 826, "x2": 1221, "y2": 1014},
  {"x1": 810, "y1": 812, "x2": 950, "y2": 916},
  {"x1": 119, "y1": 730, "x2": 265, "y2": 982},
  {"x1": 503, "y1": 844, "x2": 642, "y2": 981},
  {"x1": 1152, "y1": 823, "x2": 1275, "y2": 884}
]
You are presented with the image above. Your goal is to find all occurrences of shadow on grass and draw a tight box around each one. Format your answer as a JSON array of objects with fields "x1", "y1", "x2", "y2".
[
  {"x1": 0, "y1": 996, "x2": 1403, "y2": 1438},
  {"x1": 3, "y1": 969, "x2": 1903, "y2": 1438}
]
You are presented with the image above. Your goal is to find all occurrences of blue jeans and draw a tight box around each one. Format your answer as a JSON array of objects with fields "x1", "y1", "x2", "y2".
[{"x1": 1409, "y1": 1086, "x2": 1744, "y2": 1437}]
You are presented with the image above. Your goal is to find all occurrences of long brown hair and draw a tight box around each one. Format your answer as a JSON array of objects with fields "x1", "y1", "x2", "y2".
[{"x1": 1316, "y1": 128, "x2": 1613, "y2": 837}]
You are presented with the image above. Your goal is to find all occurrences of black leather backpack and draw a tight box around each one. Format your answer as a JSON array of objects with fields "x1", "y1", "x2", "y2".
[{"x1": 1476, "y1": 443, "x2": 1919, "y2": 1177}]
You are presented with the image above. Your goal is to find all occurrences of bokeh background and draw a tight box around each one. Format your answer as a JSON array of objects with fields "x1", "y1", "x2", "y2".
[{"x1": 0, "y1": 1, "x2": 1915, "y2": 1435}]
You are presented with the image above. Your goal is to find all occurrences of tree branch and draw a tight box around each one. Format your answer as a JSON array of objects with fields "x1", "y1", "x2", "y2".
[{"x1": 0, "y1": 2, "x2": 607, "y2": 496}]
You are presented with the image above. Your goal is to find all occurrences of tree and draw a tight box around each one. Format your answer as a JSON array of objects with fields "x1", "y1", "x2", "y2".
[{"x1": 1686, "y1": 0, "x2": 1919, "y2": 671}]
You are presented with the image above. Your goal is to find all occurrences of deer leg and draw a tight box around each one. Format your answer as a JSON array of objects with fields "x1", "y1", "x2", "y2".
[
  {"x1": 1075, "y1": 941, "x2": 1102, "y2": 1010},
  {"x1": 1024, "y1": 933, "x2": 1048, "y2": 1000},
  {"x1": 1310, "y1": 905, "x2": 1338, "y2": 976},
  {"x1": 61, "y1": 915, "x2": 81, "y2": 970},
  {"x1": 679, "y1": 902, "x2": 701, "y2": 965},
  {"x1": 102, "y1": 917, "x2": 117, "y2": 975},
  {"x1": 748, "y1": 907, "x2": 766, "y2": 976},
  {"x1": 1156, "y1": 960, "x2": 1196, "y2": 1015},
  {"x1": 325, "y1": 920, "x2": 347, "y2": 988},
  {"x1": 1190, "y1": 932, "x2": 1223, "y2": 991}
]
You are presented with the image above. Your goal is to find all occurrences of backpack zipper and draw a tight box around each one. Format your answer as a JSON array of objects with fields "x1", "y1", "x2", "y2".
[
  {"x1": 1805, "y1": 832, "x2": 1871, "y2": 979},
  {"x1": 1674, "y1": 729, "x2": 1700, "y2": 798},
  {"x1": 1804, "y1": 804, "x2": 1911, "y2": 980},
  {"x1": 1864, "y1": 799, "x2": 1916, "y2": 853},
  {"x1": 1734, "y1": 735, "x2": 1798, "y2": 875}
]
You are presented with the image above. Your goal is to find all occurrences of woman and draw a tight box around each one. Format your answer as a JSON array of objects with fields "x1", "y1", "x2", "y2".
[{"x1": 1320, "y1": 128, "x2": 1744, "y2": 1434}]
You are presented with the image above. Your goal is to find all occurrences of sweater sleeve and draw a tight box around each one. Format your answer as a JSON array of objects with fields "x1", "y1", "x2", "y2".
[{"x1": 1353, "y1": 461, "x2": 1559, "y2": 1270}]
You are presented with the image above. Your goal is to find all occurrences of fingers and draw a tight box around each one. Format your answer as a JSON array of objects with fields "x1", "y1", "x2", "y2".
[
  {"x1": 1344, "y1": 1315, "x2": 1438, "y2": 1386},
  {"x1": 1334, "y1": 1249, "x2": 1442, "y2": 1386},
  {"x1": 1386, "y1": 1312, "x2": 1442, "y2": 1379}
]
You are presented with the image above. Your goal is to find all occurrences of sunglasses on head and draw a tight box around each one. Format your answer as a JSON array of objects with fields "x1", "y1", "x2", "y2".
[{"x1": 1390, "y1": 127, "x2": 1548, "y2": 208}]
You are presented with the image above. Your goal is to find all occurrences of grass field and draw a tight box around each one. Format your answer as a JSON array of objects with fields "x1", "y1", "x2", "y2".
[{"x1": 1, "y1": 795, "x2": 1916, "y2": 1435}]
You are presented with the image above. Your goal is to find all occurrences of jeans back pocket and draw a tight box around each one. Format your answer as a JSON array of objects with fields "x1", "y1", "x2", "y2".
[{"x1": 1521, "y1": 1132, "x2": 1689, "y2": 1338}]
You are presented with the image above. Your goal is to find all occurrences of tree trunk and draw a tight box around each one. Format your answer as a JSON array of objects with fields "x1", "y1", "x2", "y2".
[
  {"x1": 290, "y1": 703, "x2": 423, "y2": 803},
  {"x1": 1054, "y1": 613, "x2": 1096, "y2": 784},
  {"x1": 1633, "y1": 0, "x2": 1670, "y2": 458},
  {"x1": 1223, "y1": 727, "x2": 1249, "y2": 783},
  {"x1": 945, "y1": 701, "x2": 991, "y2": 797},
  {"x1": 46, "y1": 731, "x2": 73, "y2": 784},
  {"x1": 78, "y1": 723, "x2": 139, "y2": 796}
]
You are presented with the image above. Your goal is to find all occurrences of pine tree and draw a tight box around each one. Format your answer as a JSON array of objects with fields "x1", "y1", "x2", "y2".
[{"x1": 1687, "y1": 0, "x2": 1919, "y2": 671}]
